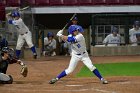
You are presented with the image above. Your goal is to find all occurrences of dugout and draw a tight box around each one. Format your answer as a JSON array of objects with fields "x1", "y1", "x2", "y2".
[{"x1": 90, "y1": 13, "x2": 140, "y2": 56}]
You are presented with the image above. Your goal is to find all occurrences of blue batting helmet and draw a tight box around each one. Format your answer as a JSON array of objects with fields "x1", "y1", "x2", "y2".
[
  {"x1": 134, "y1": 21, "x2": 140, "y2": 26},
  {"x1": 72, "y1": 17, "x2": 78, "y2": 21},
  {"x1": 47, "y1": 32, "x2": 54, "y2": 37},
  {"x1": 68, "y1": 25, "x2": 78, "y2": 34},
  {"x1": 11, "y1": 11, "x2": 20, "y2": 17},
  {"x1": 112, "y1": 26, "x2": 118, "y2": 33}
]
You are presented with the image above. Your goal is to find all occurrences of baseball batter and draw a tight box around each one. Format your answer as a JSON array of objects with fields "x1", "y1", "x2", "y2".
[
  {"x1": 49, "y1": 25, "x2": 108, "y2": 84},
  {"x1": 6, "y1": 10, "x2": 37, "y2": 59},
  {"x1": 129, "y1": 21, "x2": 140, "y2": 46},
  {"x1": 69, "y1": 17, "x2": 84, "y2": 33},
  {"x1": 103, "y1": 26, "x2": 121, "y2": 46}
]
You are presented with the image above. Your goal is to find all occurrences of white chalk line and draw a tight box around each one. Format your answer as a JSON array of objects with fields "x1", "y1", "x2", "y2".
[
  {"x1": 65, "y1": 84, "x2": 84, "y2": 87},
  {"x1": 4, "y1": 87, "x2": 116, "y2": 93}
]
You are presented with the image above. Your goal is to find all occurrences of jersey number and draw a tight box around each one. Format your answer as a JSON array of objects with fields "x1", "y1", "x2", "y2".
[
  {"x1": 77, "y1": 44, "x2": 81, "y2": 48},
  {"x1": 15, "y1": 25, "x2": 20, "y2": 29}
]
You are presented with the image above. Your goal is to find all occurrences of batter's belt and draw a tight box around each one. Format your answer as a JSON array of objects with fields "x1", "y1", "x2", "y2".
[
  {"x1": 76, "y1": 52, "x2": 85, "y2": 55},
  {"x1": 20, "y1": 32, "x2": 28, "y2": 35}
]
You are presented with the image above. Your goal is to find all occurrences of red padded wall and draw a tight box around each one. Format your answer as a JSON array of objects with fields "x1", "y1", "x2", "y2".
[
  {"x1": 106, "y1": 0, "x2": 119, "y2": 5},
  {"x1": 120, "y1": 0, "x2": 134, "y2": 5},
  {"x1": 78, "y1": 0, "x2": 92, "y2": 5},
  {"x1": 35, "y1": 0, "x2": 49, "y2": 6},
  {"x1": 63, "y1": 0, "x2": 78, "y2": 5},
  {"x1": 6, "y1": 0, "x2": 20, "y2": 7},
  {"x1": 92, "y1": 0, "x2": 106, "y2": 5},
  {"x1": 50, "y1": 0, "x2": 63, "y2": 5}
]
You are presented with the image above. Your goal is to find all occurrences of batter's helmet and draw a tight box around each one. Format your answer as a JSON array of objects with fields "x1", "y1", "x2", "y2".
[
  {"x1": 11, "y1": 11, "x2": 20, "y2": 17},
  {"x1": 68, "y1": 25, "x2": 78, "y2": 34},
  {"x1": 47, "y1": 32, "x2": 54, "y2": 37},
  {"x1": 72, "y1": 17, "x2": 78, "y2": 21},
  {"x1": 112, "y1": 26, "x2": 118, "y2": 33},
  {"x1": 134, "y1": 21, "x2": 140, "y2": 27}
]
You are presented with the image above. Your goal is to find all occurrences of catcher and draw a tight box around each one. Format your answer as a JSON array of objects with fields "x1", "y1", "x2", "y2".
[{"x1": 0, "y1": 47, "x2": 28, "y2": 84}]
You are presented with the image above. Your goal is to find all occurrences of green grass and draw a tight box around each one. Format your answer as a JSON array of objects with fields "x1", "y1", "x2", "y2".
[{"x1": 76, "y1": 62, "x2": 140, "y2": 77}]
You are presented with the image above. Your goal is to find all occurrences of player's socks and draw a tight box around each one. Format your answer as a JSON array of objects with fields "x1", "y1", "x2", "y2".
[
  {"x1": 31, "y1": 46, "x2": 37, "y2": 54},
  {"x1": 16, "y1": 50, "x2": 21, "y2": 59},
  {"x1": 92, "y1": 69, "x2": 103, "y2": 80},
  {"x1": 57, "y1": 70, "x2": 67, "y2": 79}
]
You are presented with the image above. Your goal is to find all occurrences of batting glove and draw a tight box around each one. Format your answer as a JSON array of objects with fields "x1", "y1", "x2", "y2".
[{"x1": 57, "y1": 30, "x2": 63, "y2": 37}]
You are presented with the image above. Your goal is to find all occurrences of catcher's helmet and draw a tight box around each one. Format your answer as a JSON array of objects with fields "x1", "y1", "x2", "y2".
[
  {"x1": 11, "y1": 11, "x2": 20, "y2": 17},
  {"x1": 134, "y1": 21, "x2": 140, "y2": 27},
  {"x1": 47, "y1": 32, "x2": 54, "y2": 37},
  {"x1": 68, "y1": 25, "x2": 78, "y2": 34},
  {"x1": 1, "y1": 47, "x2": 9, "y2": 53}
]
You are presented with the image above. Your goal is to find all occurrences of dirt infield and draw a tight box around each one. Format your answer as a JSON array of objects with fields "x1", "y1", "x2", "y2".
[{"x1": 0, "y1": 56, "x2": 140, "y2": 93}]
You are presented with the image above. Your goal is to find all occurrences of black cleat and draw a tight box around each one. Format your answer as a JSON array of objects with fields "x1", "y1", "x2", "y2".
[
  {"x1": 33, "y1": 54, "x2": 37, "y2": 59},
  {"x1": 49, "y1": 78, "x2": 58, "y2": 84},
  {"x1": 101, "y1": 78, "x2": 108, "y2": 84}
]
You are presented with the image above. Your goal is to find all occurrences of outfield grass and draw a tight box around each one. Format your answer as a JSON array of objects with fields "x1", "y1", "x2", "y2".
[{"x1": 76, "y1": 62, "x2": 140, "y2": 77}]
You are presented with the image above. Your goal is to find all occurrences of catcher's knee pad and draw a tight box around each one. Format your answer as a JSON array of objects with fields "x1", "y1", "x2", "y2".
[{"x1": 0, "y1": 75, "x2": 13, "y2": 84}]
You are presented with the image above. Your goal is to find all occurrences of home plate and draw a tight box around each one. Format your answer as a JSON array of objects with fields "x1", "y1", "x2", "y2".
[{"x1": 66, "y1": 85, "x2": 84, "y2": 87}]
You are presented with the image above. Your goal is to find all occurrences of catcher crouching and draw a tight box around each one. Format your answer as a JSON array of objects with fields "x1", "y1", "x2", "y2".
[{"x1": 0, "y1": 47, "x2": 28, "y2": 84}]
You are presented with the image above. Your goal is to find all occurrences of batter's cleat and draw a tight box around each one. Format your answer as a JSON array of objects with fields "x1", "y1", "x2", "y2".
[
  {"x1": 101, "y1": 78, "x2": 108, "y2": 84},
  {"x1": 51, "y1": 52, "x2": 56, "y2": 56},
  {"x1": 49, "y1": 78, "x2": 58, "y2": 84},
  {"x1": 33, "y1": 54, "x2": 37, "y2": 59}
]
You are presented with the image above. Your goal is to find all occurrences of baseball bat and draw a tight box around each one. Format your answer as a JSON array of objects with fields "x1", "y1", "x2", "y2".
[
  {"x1": 62, "y1": 13, "x2": 77, "y2": 31},
  {"x1": 7, "y1": 6, "x2": 30, "y2": 15},
  {"x1": 58, "y1": 13, "x2": 77, "y2": 42}
]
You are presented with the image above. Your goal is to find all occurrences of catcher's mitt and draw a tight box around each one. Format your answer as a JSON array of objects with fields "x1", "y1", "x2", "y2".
[{"x1": 20, "y1": 65, "x2": 28, "y2": 77}]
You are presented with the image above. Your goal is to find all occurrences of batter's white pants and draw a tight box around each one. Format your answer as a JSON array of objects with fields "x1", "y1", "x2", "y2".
[
  {"x1": 16, "y1": 31, "x2": 34, "y2": 50},
  {"x1": 65, "y1": 52, "x2": 96, "y2": 75}
]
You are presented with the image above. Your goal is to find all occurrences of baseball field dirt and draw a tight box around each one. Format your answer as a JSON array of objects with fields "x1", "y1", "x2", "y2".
[{"x1": 0, "y1": 55, "x2": 140, "y2": 93}]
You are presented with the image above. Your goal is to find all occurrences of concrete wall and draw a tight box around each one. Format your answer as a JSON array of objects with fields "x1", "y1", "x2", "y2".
[{"x1": 90, "y1": 46, "x2": 140, "y2": 56}]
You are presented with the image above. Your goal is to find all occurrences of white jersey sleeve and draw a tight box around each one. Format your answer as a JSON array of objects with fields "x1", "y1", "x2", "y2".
[
  {"x1": 12, "y1": 18, "x2": 30, "y2": 34},
  {"x1": 44, "y1": 37, "x2": 49, "y2": 46}
]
